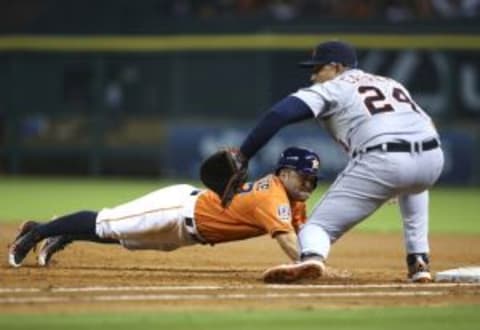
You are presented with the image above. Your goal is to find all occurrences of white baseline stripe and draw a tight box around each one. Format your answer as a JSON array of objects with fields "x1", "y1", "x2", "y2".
[
  {"x1": 0, "y1": 290, "x2": 446, "y2": 304},
  {"x1": 267, "y1": 283, "x2": 480, "y2": 289},
  {"x1": 0, "y1": 288, "x2": 42, "y2": 293},
  {"x1": 0, "y1": 286, "x2": 222, "y2": 293},
  {"x1": 0, "y1": 282, "x2": 479, "y2": 293}
]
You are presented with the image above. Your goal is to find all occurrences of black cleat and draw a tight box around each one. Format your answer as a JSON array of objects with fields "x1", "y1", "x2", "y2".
[
  {"x1": 38, "y1": 235, "x2": 72, "y2": 266},
  {"x1": 8, "y1": 221, "x2": 41, "y2": 267},
  {"x1": 407, "y1": 253, "x2": 432, "y2": 283}
]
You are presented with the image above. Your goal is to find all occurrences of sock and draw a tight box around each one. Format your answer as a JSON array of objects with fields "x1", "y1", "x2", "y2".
[
  {"x1": 406, "y1": 253, "x2": 429, "y2": 266},
  {"x1": 35, "y1": 211, "x2": 98, "y2": 239}
]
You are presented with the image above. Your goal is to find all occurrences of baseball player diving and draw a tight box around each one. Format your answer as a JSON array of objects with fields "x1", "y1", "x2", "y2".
[
  {"x1": 8, "y1": 147, "x2": 321, "y2": 268},
  {"x1": 222, "y1": 40, "x2": 444, "y2": 283}
]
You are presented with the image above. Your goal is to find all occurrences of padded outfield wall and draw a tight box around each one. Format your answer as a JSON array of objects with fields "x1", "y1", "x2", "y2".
[{"x1": 0, "y1": 34, "x2": 479, "y2": 183}]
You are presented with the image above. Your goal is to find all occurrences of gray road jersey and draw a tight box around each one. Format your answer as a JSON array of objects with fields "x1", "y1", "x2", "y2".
[{"x1": 292, "y1": 69, "x2": 438, "y2": 153}]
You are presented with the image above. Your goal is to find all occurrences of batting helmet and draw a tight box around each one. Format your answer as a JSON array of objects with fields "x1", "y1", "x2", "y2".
[
  {"x1": 299, "y1": 40, "x2": 358, "y2": 68},
  {"x1": 275, "y1": 147, "x2": 321, "y2": 179}
]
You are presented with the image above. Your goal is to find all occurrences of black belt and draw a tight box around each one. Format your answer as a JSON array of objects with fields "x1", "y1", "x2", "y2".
[
  {"x1": 185, "y1": 217, "x2": 207, "y2": 244},
  {"x1": 352, "y1": 138, "x2": 439, "y2": 158}
]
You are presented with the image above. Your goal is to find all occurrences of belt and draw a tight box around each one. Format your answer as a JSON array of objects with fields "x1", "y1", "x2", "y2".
[
  {"x1": 185, "y1": 216, "x2": 207, "y2": 244},
  {"x1": 352, "y1": 138, "x2": 439, "y2": 158}
]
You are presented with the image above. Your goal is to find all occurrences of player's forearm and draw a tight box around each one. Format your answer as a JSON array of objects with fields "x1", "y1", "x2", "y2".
[
  {"x1": 240, "y1": 96, "x2": 313, "y2": 159},
  {"x1": 274, "y1": 232, "x2": 300, "y2": 261}
]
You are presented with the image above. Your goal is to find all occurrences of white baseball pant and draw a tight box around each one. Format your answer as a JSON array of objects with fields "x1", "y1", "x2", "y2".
[{"x1": 95, "y1": 184, "x2": 204, "y2": 251}]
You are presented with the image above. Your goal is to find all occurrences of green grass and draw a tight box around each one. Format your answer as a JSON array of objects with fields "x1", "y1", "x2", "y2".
[
  {"x1": 0, "y1": 306, "x2": 479, "y2": 330},
  {"x1": 0, "y1": 176, "x2": 479, "y2": 234},
  {"x1": 308, "y1": 185, "x2": 480, "y2": 234},
  {"x1": 0, "y1": 176, "x2": 193, "y2": 223},
  {"x1": 352, "y1": 187, "x2": 480, "y2": 234}
]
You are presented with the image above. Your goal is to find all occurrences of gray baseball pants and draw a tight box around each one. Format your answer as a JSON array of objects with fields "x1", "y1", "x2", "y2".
[{"x1": 299, "y1": 147, "x2": 444, "y2": 259}]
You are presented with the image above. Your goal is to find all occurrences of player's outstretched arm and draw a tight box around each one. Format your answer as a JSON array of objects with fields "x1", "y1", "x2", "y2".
[
  {"x1": 239, "y1": 96, "x2": 313, "y2": 160},
  {"x1": 274, "y1": 232, "x2": 299, "y2": 261}
]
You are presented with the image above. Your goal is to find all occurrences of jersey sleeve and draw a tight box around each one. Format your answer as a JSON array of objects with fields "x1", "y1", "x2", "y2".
[
  {"x1": 252, "y1": 179, "x2": 295, "y2": 237},
  {"x1": 292, "y1": 86, "x2": 328, "y2": 118},
  {"x1": 291, "y1": 202, "x2": 307, "y2": 234},
  {"x1": 292, "y1": 79, "x2": 352, "y2": 118}
]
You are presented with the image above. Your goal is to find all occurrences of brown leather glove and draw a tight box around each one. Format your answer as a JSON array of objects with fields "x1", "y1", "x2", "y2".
[{"x1": 200, "y1": 148, "x2": 248, "y2": 208}]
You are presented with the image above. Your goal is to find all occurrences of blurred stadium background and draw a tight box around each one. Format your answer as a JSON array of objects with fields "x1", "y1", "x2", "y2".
[{"x1": 0, "y1": 0, "x2": 479, "y2": 184}]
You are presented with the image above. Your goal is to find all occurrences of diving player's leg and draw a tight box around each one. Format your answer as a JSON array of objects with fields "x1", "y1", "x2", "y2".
[
  {"x1": 9, "y1": 211, "x2": 102, "y2": 267},
  {"x1": 9, "y1": 184, "x2": 199, "y2": 267},
  {"x1": 38, "y1": 233, "x2": 120, "y2": 267},
  {"x1": 96, "y1": 184, "x2": 199, "y2": 251}
]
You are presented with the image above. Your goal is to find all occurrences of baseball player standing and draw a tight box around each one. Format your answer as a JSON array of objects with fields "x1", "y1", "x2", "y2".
[
  {"x1": 8, "y1": 147, "x2": 320, "y2": 268},
  {"x1": 233, "y1": 40, "x2": 444, "y2": 283}
]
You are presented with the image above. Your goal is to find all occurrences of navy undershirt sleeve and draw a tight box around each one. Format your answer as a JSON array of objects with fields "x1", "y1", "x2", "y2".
[{"x1": 240, "y1": 96, "x2": 314, "y2": 160}]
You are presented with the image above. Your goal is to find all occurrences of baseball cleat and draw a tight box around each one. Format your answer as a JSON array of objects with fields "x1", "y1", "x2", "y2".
[
  {"x1": 38, "y1": 235, "x2": 72, "y2": 266},
  {"x1": 8, "y1": 221, "x2": 41, "y2": 267},
  {"x1": 410, "y1": 271, "x2": 432, "y2": 283},
  {"x1": 262, "y1": 259, "x2": 325, "y2": 284},
  {"x1": 407, "y1": 253, "x2": 432, "y2": 283}
]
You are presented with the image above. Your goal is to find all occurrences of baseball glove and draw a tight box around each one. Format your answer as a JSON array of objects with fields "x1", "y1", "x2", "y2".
[{"x1": 200, "y1": 148, "x2": 248, "y2": 208}]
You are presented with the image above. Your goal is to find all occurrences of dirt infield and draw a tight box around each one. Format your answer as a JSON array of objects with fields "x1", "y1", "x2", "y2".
[{"x1": 1, "y1": 224, "x2": 479, "y2": 313}]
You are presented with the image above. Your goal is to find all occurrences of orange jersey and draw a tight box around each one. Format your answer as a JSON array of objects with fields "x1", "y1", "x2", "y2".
[{"x1": 194, "y1": 174, "x2": 307, "y2": 244}]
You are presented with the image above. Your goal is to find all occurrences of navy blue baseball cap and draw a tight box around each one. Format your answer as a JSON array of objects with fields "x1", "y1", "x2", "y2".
[{"x1": 299, "y1": 41, "x2": 358, "y2": 68}]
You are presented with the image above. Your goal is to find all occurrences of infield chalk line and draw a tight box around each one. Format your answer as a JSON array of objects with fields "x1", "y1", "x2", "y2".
[
  {"x1": 0, "y1": 290, "x2": 447, "y2": 304},
  {"x1": 1, "y1": 282, "x2": 479, "y2": 293}
]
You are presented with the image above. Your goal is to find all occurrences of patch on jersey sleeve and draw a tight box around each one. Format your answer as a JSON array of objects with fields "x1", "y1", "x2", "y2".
[{"x1": 276, "y1": 205, "x2": 292, "y2": 222}]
